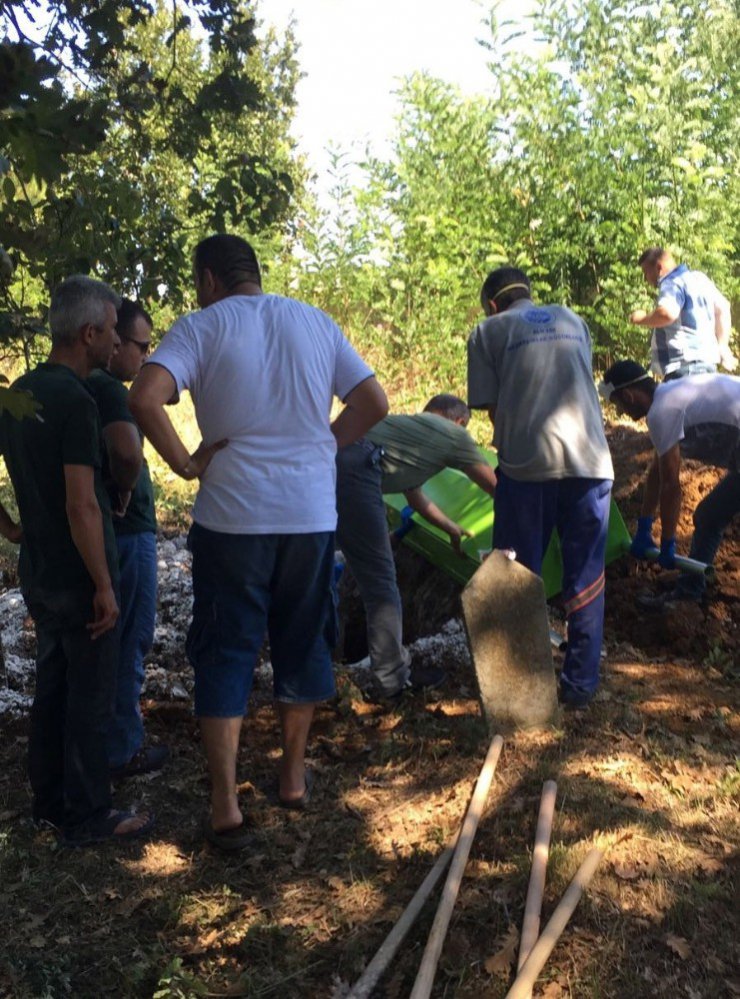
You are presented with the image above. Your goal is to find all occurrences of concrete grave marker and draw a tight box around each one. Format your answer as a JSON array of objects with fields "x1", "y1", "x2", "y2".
[{"x1": 462, "y1": 550, "x2": 560, "y2": 732}]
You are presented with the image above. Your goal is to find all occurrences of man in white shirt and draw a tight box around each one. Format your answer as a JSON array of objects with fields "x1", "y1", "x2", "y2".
[
  {"x1": 599, "y1": 360, "x2": 740, "y2": 605},
  {"x1": 130, "y1": 234, "x2": 387, "y2": 849}
]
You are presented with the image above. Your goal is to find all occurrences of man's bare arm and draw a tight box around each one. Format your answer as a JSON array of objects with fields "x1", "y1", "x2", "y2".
[
  {"x1": 129, "y1": 364, "x2": 226, "y2": 479},
  {"x1": 657, "y1": 445, "x2": 682, "y2": 542},
  {"x1": 640, "y1": 453, "x2": 661, "y2": 517},
  {"x1": 64, "y1": 464, "x2": 118, "y2": 639},
  {"x1": 715, "y1": 292, "x2": 737, "y2": 371},
  {"x1": 331, "y1": 376, "x2": 389, "y2": 449},
  {"x1": 630, "y1": 303, "x2": 680, "y2": 328},
  {"x1": 404, "y1": 486, "x2": 471, "y2": 555},
  {"x1": 0, "y1": 500, "x2": 22, "y2": 543},
  {"x1": 103, "y1": 421, "x2": 142, "y2": 492},
  {"x1": 462, "y1": 461, "x2": 496, "y2": 496}
]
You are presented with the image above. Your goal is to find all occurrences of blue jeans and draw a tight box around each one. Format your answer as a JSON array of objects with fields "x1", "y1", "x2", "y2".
[
  {"x1": 186, "y1": 524, "x2": 337, "y2": 716},
  {"x1": 106, "y1": 532, "x2": 157, "y2": 768},
  {"x1": 663, "y1": 362, "x2": 717, "y2": 381},
  {"x1": 674, "y1": 470, "x2": 740, "y2": 599},
  {"x1": 336, "y1": 440, "x2": 410, "y2": 697},
  {"x1": 493, "y1": 472, "x2": 612, "y2": 699}
]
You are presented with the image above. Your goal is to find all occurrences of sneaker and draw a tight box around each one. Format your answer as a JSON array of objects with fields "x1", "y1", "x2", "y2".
[
  {"x1": 110, "y1": 745, "x2": 170, "y2": 780},
  {"x1": 407, "y1": 663, "x2": 447, "y2": 693},
  {"x1": 365, "y1": 664, "x2": 447, "y2": 705}
]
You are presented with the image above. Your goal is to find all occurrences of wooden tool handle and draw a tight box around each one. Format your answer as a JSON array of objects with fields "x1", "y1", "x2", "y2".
[
  {"x1": 518, "y1": 779, "x2": 558, "y2": 986},
  {"x1": 410, "y1": 733, "x2": 505, "y2": 999},
  {"x1": 505, "y1": 846, "x2": 605, "y2": 999}
]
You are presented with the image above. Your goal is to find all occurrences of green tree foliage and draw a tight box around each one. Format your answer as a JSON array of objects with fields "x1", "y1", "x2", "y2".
[
  {"x1": 289, "y1": 0, "x2": 738, "y2": 377},
  {"x1": 0, "y1": 0, "x2": 304, "y2": 361}
]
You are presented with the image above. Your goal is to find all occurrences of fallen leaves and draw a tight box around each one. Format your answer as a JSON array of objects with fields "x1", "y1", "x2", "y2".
[
  {"x1": 611, "y1": 856, "x2": 658, "y2": 881},
  {"x1": 694, "y1": 853, "x2": 724, "y2": 875},
  {"x1": 661, "y1": 933, "x2": 691, "y2": 959},
  {"x1": 660, "y1": 761, "x2": 700, "y2": 794},
  {"x1": 484, "y1": 923, "x2": 520, "y2": 978}
]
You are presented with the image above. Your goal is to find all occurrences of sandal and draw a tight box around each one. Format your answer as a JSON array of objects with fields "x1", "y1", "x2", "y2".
[{"x1": 63, "y1": 809, "x2": 154, "y2": 848}]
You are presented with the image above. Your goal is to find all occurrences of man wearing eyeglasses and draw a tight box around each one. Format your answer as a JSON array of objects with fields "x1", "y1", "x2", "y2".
[{"x1": 88, "y1": 299, "x2": 168, "y2": 779}]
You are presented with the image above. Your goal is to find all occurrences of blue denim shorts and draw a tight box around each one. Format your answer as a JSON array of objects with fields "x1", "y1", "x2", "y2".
[{"x1": 186, "y1": 524, "x2": 337, "y2": 717}]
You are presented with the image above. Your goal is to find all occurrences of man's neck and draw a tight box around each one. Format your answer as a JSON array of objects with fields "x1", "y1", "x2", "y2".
[
  {"x1": 221, "y1": 280, "x2": 263, "y2": 300},
  {"x1": 47, "y1": 346, "x2": 93, "y2": 379}
]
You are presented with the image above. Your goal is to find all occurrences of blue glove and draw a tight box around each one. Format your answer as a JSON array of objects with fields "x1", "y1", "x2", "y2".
[
  {"x1": 630, "y1": 516, "x2": 656, "y2": 558},
  {"x1": 392, "y1": 505, "x2": 416, "y2": 541},
  {"x1": 658, "y1": 537, "x2": 676, "y2": 570}
]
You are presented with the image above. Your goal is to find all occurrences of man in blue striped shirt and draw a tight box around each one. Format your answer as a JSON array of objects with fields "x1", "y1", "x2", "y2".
[{"x1": 629, "y1": 247, "x2": 735, "y2": 380}]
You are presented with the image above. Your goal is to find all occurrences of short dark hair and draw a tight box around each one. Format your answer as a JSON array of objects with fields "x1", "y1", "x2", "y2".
[
  {"x1": 599, "y1": 359, "x2": 655, "y2": 402},
  {"x1": 116, "y1": 298, "x2": 152, "y2": 339},
  {"x1": 423, "y1": 394, "x2": 470, "y2": 423},
  {"x1": 480, "y1": 266, "x2": 531, "y2": 312},
  {"x1": 194, "y1": 234, "x2": 261, "y2": 290},
  {"x1": 637, "y1": 247, "x2": 667, "y2": 266}
]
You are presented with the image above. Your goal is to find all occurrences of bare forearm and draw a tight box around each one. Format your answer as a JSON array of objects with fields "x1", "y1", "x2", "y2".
[
  {"x1": 632, "y1": 305, "x2": 677, "y2": 329},
  {"x1": 131, "y1": 401, "x2": 190, "y2": 477},
  {"x1": 331, "y1": 377, "x2": 388, "y2": 449},
  {"x1": 67, "y1": 500, "x2": 113, "y2": 589},
  {"x1": 108, "y1": 452, "x2": 141, "y2": 492},
  {"x1": 640, "y1": 455, "x2": 661, "y2": 516},
  {"x1": 405, "y1": 490, "x2": 455, "y2": 534},
  {"x1": 659, "y1": 480, "x2": 682, "y2": 541},
  {"x1": 0, "y1": 501, "x2": 21, "y2": 542}
]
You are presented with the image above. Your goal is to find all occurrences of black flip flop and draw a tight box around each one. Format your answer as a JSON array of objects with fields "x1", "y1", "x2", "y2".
[
  {"x1": 203, "y1": 817, "x2": 254, "y2": 851},
  {"x1": 278, "y1": 767, "x2": 315, "y2": 811}
]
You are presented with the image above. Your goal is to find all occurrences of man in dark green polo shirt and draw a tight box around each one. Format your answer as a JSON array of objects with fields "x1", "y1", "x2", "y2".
[
  {"x1": 88, "y1": 299, "x2": 168, "y2": 778},
  {"x1": 0, "y1": 275, "x2": 153, "y2": 845}
]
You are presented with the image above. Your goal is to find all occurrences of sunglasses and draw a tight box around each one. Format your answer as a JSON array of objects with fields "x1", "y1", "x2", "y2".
[{"x1": 122, "y1": 337, "x2": 151, "y2": 356}]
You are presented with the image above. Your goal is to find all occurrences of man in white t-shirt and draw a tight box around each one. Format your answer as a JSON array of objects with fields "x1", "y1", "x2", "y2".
[
  {"x1": 599, "y1": 360, "x2": 740, "y2": 605},
  {"x1": 129, "y1": 234, "x2": 387, "y2": 849}
]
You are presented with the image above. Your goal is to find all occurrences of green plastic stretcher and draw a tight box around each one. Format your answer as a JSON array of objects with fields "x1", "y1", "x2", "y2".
[{"x1": 384, "y1": 448, "x2": 631, "y2": 597}]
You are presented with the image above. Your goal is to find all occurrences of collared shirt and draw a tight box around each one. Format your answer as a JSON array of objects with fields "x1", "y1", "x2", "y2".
[
  {"x1": 651, "y1": 264, "x2": 722, "y2": 376},
  {"x1": 467, "y1": 299, "x2": 613, "y2": 482}
]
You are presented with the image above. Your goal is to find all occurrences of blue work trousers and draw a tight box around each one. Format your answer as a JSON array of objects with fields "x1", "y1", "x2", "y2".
[
  {"x1": 493, "y1": 472, "x2": 612, "y2": 699},
  {"x1": 106, "y1": 531, "x2": 157, "y2": 768}
]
